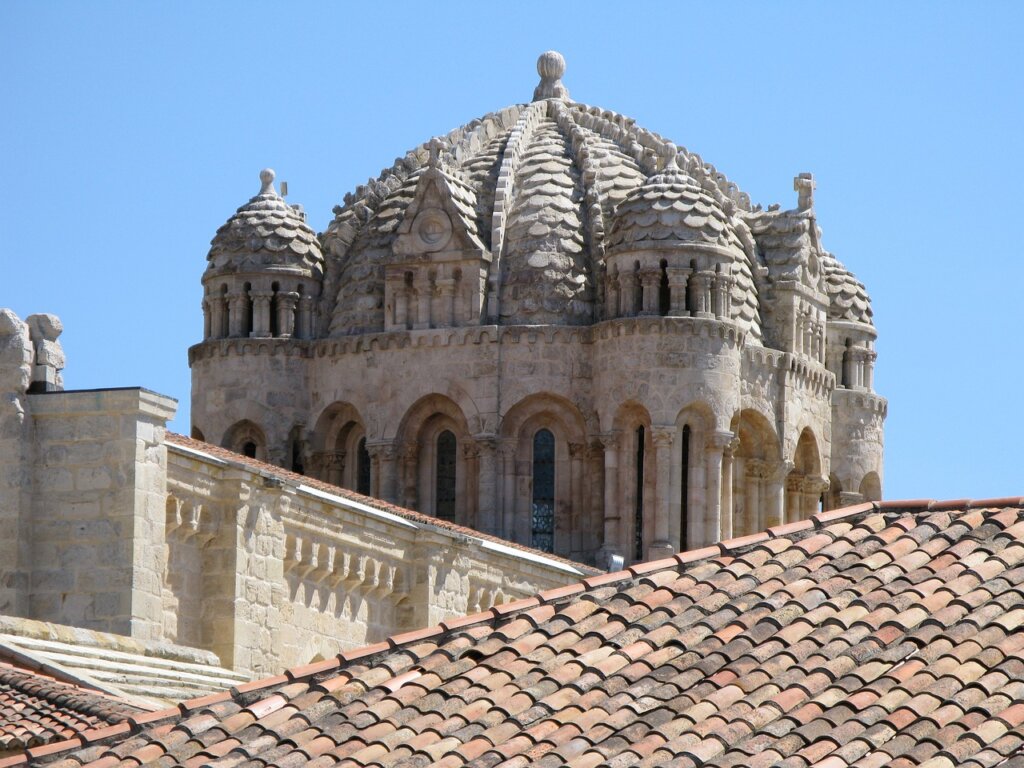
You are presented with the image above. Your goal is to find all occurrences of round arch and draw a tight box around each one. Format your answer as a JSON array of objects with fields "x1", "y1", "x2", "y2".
[
  {"x1": 395, "y1": 394, "x2": 474, "y2": 526},
  {"x1": 499, "y1": 393, "x2": 589, "y2": 557},
  {"x1": 309, "y1": 402, "x2": 369, "y2": 491},
  {"x1": 728, "y1": 409, "x2": 781, "y2": 537},
  {"x1": 222, "y1": 419, "x2": 268, "y2": 461}
]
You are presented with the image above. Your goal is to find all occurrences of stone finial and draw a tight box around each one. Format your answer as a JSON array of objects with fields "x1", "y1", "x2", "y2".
[
  {"x1": 533, "y1": 50, "x2": 570, "y2": 102},
  {"x1": 25, "y1": 313, "x2": 64, "y2": 393},
  {"x1": 794, "y1": 172, "x2": 815, "y2": 211},
  {"x1": 658, "y1": 142, "x2": 680, "y2": 172},
  {"x1": 427, "y1": 137, "x2": 447, "y2": 168},
  {"x1": 259, "y1": 168, "x2": 277, "y2": 196}
]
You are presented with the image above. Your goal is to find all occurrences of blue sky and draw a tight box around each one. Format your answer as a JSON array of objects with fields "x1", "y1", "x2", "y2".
[{"x1": 2, "y1": 2, "x2": 1022, "y2": 501}]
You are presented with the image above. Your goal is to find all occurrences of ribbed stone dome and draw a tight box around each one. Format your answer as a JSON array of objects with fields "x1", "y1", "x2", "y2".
[
  {"x1": 320, "y1": 55, "x2": 759, "y2": 336},
  {"x1": 207, "y1": 169, "x2": 323, "y2": 279}
]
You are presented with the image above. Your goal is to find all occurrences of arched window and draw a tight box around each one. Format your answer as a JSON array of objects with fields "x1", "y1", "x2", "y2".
[
  {"x1": 531, "y1": 429, "x2": 556, "y2": 553},
  {"x1": 435, "y1": 430, "x2": 457, "y2": 520},
  {"x1": 634, "y1": 425, "x2": 645, "y2": 561},
  {"x1": 356, "y1": 437, "x2": 371, "y2": 495},
  {"x1": 242, "y1": 441, "x2": 257, "y2": 458}
]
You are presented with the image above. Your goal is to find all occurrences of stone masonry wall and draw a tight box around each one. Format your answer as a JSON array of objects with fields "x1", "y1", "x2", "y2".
[
  {"x1": 27, "y1": 388, "x2": 177, "y2": 641},
  {"x1": 166, "y1": 438, "x2": 593, "y2": 678}
]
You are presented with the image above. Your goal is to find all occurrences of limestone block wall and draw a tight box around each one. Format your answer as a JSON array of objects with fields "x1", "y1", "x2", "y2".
[
  {"x1": 27, "y1": 388, "x2": 177, "y2": 641},
  {"x1": 830, "y1": 388, "x2": 886, "y2": 503},
  {"x1": 165, "y1": 437, "x2": 592, "y2": 678}
]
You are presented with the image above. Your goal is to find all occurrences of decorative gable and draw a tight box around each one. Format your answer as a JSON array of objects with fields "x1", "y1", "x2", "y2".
[{"x1": 386, "y1": 139, "x2": 491, "y2": 330}]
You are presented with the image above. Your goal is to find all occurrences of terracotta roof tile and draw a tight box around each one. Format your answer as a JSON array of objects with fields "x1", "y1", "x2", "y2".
[
  {"x1": 22, "y1": 501, "x2": 1024, "y2": 767},
  {"x1": 0, "y1": 656, "x2": 143, "y2": 753}
]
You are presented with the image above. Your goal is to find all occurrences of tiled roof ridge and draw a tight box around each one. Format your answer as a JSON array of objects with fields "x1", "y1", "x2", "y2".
[
  {"x1": 165, "y1": 432, "x2": 596, "y2": 572},
  {"x1": 9, "y1": 494, "x2": 1024, "y2": 767}
]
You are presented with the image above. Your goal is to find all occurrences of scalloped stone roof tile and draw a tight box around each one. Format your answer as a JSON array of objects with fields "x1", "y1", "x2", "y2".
[
  {"x1": 16, "y1": 501, "x2": 1024, "y2": 768},
  {"x1": 207, "y1": 170, "x2": 323, "y2": 276}
]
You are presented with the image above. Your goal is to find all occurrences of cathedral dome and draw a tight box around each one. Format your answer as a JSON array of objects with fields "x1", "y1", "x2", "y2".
[
  {"x1": 320, "y1": 54, "x2": 759, "y2": 336},
  {"x1": 207, "y1": 169, "x2": 323, "y2": 280}
]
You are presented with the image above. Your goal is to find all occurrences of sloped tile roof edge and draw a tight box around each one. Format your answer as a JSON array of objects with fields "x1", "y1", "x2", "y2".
[
  {"x1": 0, "y1": 641, "x2": 160, "y2": 717},
  {"x1": 166, "y1": 433, "x2": 598, "y2": 576},
  {"x1": 4, "y1": 494, "x2": 1023, "y2": 768}
]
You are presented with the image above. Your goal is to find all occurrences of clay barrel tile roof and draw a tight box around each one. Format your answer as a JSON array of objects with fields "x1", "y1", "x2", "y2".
[{"x1": 12, "y1": 501, "x2": 1024, "y2": 768}]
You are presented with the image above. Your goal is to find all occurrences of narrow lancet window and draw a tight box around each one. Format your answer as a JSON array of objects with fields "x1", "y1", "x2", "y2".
[
  {"x1": 356, "y1": 437, "x2": 371, "y2": 495},
  {"x1": 436, "y1": 430, "x2": 457, "y2": 520},
  {"x1": 681, "y1": 425, "x2": 690, "y2": 550},
  {"x1": 531, "y1": 429, "x2": 556, "y2": 553},
  {"x1": 635, "y1": 425, "x2": 645, "y2": 561}
]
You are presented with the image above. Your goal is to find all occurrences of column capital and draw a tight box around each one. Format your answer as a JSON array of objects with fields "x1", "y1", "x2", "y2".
[
  {"x1": 568, "y1": 441, "x2": 586, "y2": 458},
  {"x1": 771, "y1": 460, "x2": 796, "y2": 483},
  {"x1": 705, "y1": 430, "x2": 736, "y2": 452},
  {"x1": 650, "y1": 426, "x2": 675, "y2": 448}
]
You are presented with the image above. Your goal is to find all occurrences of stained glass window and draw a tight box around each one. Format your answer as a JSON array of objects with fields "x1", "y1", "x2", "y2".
[
  {"x1": 532, "y1": 429, "x2": 555, "y2": 553},
  {"x1": 436, "y1": 430, "x2": 457, "y2": 521}
]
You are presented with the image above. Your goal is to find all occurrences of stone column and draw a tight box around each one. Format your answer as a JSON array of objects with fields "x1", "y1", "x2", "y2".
[
  {"x1": 394, "y1": 289, "x2": 409, "y2": 331},
  {"x1": 569, "y1": 442, "x2": 585, "y2": 557},
  {"x1": 437, "y1": 278, "x2": 456, "y2": 327},
  {"x1": 765, "y1": 461, "x2": 793, "y2": 529},
  {"x1": 744, "y1": 460, "x2": 766, "y2": 534},
  {"x1": 249, "y1": 291, "x2": 273, "y2": 338},
  {"x1": 720, "y1": 438, "x2": 739, "y2": 540},
  {"x1": 499, "y1": 441, "x2": 516, "y2": 540},
  {"x1": 702, "y1": 431, "x2": 734, "y2": 546},
  {"x1": 202, "y1": 297, "x2": 212, "y2": 340},
  {"x1": 210, "y1": 294, "x2": 227, "y2": 339},
  {"x1": 367, "y1": 442, "x2": 398, "y2": 503},
  {"x1": 712, "y1": 271, "x2": 733, "y2": 320},
  {"x1": 620, "y1": 274, "x2": 637, "y2": 317},
  {"x1": 276, "y1": 292, "x2": 299, "y2": 338},
  {"x1": 475, "y1": 437, "x2": 499, "y2": 535},
  {"x1": 227, "y1": 292, "x2": 248, "y2": 337},
  {"x1": 597, "y1": 432, "x2": 621, "y2": 566},
  {"x1": 785, "y1": 474, "x2": 802, "y2": 523},
  {"x1": 297, "y1": 295, "x2": 313, "y2": 340},
  {"x1": 690, "y1": 271, "x2": 714, "y2": 318},
  {"x1": 667, "y1": 267, "x2": 691, "y2": 316},
  {"x1": 640, "y1": 269, "x2": 660, "y2": 316},
  {"x1": 607, "y1": 274, "x2": 620, "y2": 319},
  {"x1": 401, "y1": 443, "x2": 419, "y2": 510},
  {"x1": 459, "y1": 441, "x2": 480, "y2": 527},
  {"x1": 649, "y1": 427, "x2": 675, "y2": 559},
  {"x1": 587, "y1": 440, "x2": 605, "y2": 555},
  {"x1": 415, "y1": 284, "x2": 431, "y2": 330}
]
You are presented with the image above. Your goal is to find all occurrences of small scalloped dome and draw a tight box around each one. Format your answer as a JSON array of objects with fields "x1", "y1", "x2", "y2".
[
  {"x1": 822, "y1": 252, "x2": 874, "y2": 325},
  {"x1": 207, "y1": 169, "x2": 323, "y2": 279},
  {"x1": 605, "y1": 159, "x2": 744, "y2": 254}
]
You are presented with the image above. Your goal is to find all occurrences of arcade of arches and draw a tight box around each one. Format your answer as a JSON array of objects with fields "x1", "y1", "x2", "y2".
[{"x1": 221, "y1": 395, "x2": 871, "y2": 567}]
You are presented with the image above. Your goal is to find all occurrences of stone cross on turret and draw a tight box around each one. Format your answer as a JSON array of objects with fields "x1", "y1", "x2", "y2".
[
  {"x1": 794, "y1": 173, "x2": 816, "y2": 211},
  {"x1": 427, "y1": 137, "x2": 447, "y2": 168}
]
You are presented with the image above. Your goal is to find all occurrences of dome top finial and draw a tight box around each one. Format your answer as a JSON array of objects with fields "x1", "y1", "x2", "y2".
[
  {"x1": 659, "y1": 142, "x2": 680, "y2": 172},
  {"x1": 259, "y1": 168, "x2": 277, "y2": 196},
  {"x1": 533, "y1": 50, "x2": 570, "y2": 102}
]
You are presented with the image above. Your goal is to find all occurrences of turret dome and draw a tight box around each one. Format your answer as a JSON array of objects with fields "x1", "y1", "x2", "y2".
[{"x1": 207, "y1": 169, "x2": 323, "y2": 280}]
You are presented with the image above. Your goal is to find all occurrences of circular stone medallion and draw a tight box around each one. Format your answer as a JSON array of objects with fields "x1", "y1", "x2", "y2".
[{"x1": 414, "y1": 209, "x2": 452, "y2": 251}]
